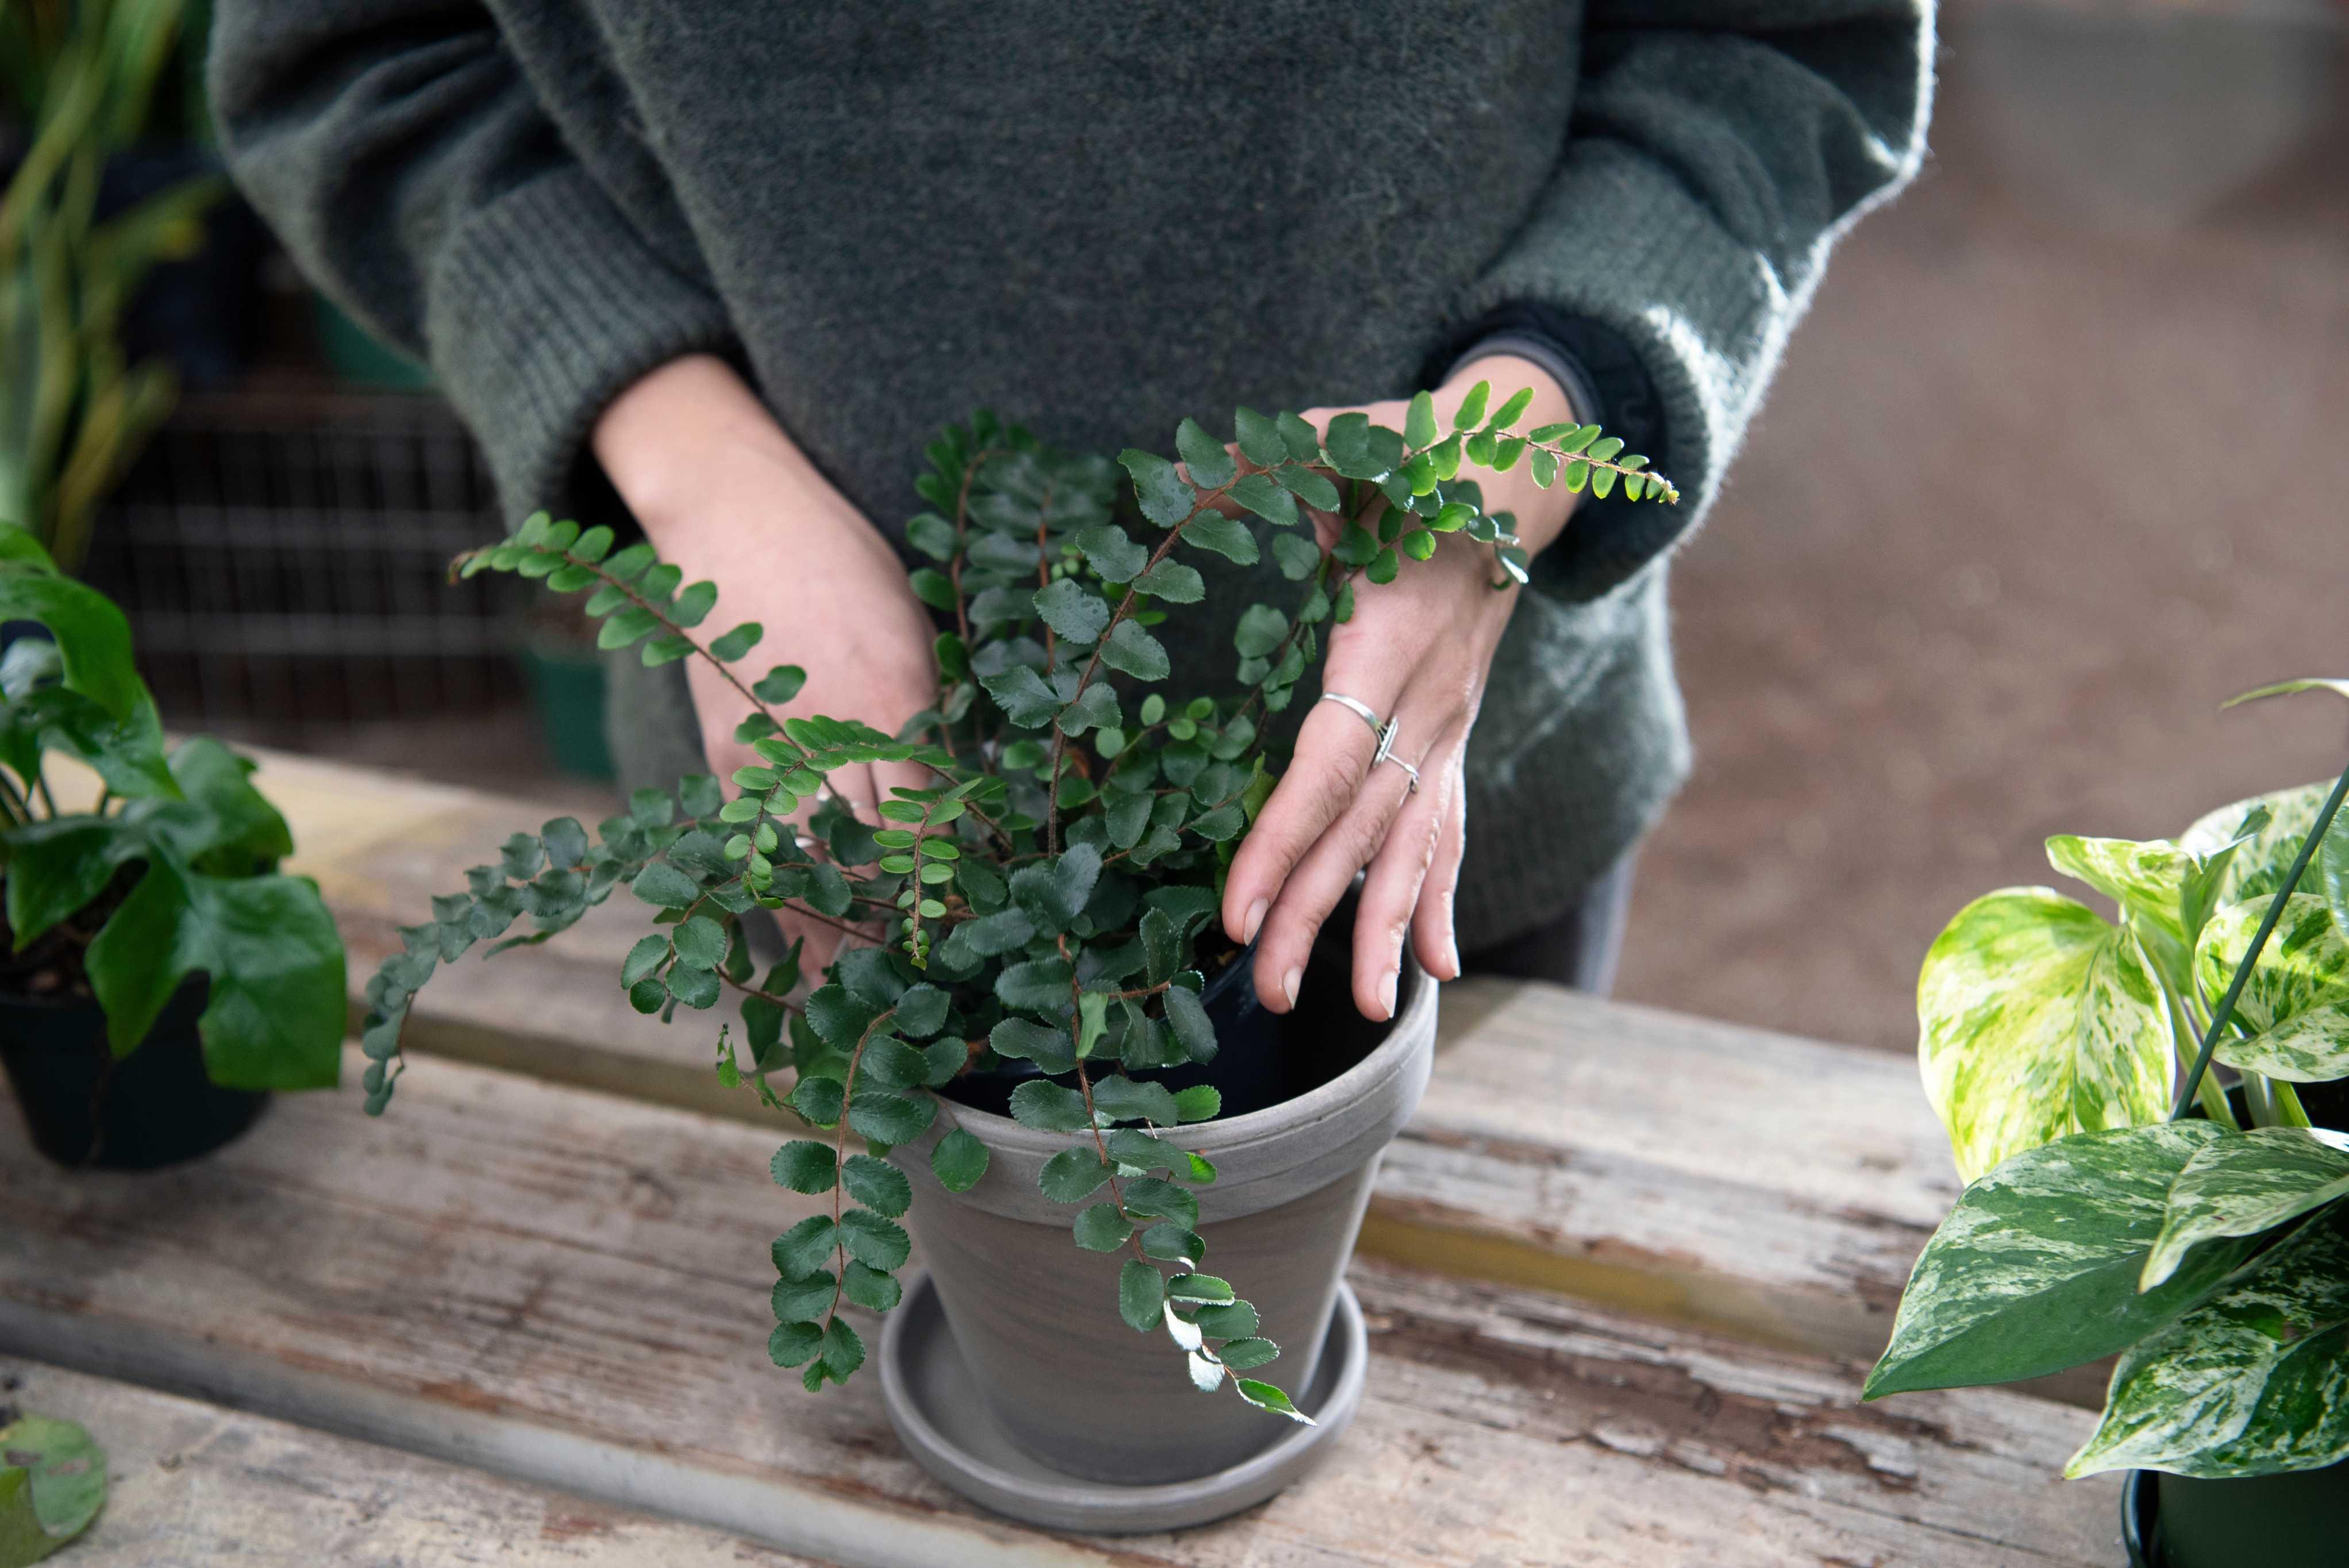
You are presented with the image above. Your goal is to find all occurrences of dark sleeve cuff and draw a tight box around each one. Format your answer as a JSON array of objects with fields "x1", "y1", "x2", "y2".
[{"x1": 1422, "y1": 304, "x2": 1675, "y2": 603}]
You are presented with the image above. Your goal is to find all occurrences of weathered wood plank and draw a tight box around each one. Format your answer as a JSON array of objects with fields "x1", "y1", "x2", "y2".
[
  {"x1": 242, "y1": 749, "x2": 2008, "y2": 1386},
  {"x1": 0, "y1": 1358, "x2": 823, "y2": 1565},
  {"x1": 1, "y1": 1052, "x2": 2116, "y2": 1566}
]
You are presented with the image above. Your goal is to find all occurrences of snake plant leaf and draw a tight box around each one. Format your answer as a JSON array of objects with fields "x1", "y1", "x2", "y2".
[
  {"x1": 1917, "y1": 888, "x2": 2174, "y2": 1181},
  {"x1": 2069, "y1": 1202, "x2": 2349, "y2": 1478},
  {"x1": 2215, "y1": 1003, "x2": 2349, "y2": 1082},
  {"x1": 0, "y1": 1411, "x2": 106, "y2": 1567},
  {"x1": 2181, "y1": 781, "x2": 2332, "y2": 907},
  {"x1": 2194, "y1": 895, "x2": 2349, "y2": 1034},
  {"x1": 2142, "y1": 1127, "x2": 2349, "y2": 1289},
  {"x1": 1864, "y1": 1123, "x2": 2252, "y2": 1399}
]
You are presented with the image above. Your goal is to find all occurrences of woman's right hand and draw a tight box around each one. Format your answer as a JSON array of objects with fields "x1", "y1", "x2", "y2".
[{"x1": 592, "y1": 355, "x2": 939, "y2": 966}]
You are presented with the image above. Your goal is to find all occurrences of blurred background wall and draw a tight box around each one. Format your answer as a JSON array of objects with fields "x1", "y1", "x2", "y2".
[
  {"x1": 1616, "y1": 0, "x2": 2349, "y2": 1050},
  {"x1": 22, "y1": 0, "x2": 2348, "y2": 1054}
]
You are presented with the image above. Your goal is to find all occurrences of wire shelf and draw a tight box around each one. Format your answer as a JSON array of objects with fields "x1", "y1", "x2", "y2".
[{"x1": 81, "y1": 380, "x2": 526, "y2": 736}]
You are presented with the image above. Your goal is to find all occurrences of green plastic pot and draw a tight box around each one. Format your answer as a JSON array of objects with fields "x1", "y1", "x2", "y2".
[
  {"x1": 518, "y1": 641, "x2": 617, "y2": 780},
  {"x1": 2124, "y1": 1459, "x2": 2349, "y2": 1567}
]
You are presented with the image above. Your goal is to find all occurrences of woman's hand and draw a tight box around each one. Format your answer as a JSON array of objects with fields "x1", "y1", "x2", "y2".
[
  {"x1": 1219, "y1": 356, "x2": 1582, "y2": 1021},
  {"x1": 594, "y1": 355, "x2": 939, "y2": 964}
]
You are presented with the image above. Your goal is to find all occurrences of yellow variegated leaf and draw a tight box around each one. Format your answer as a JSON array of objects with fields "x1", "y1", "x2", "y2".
[
  {"x1": 1919, "y1": 888, "x2": 2175, "y2": 1182},
  {"x1": 2181, "y1": 781, "x2": 2331, "y2": 907},
  {"x1": 2046, "y1": 834, "x2": 2189, "y2": 945},
  {"x1": 2215, "y1": 1002, "x2": 2349, "y2": 1082},
  {"x1": 2141, "y1": 1127, "x2": 2349, "y2": 1289},
  {"x1": 2193, "y1": 895, "x2": 2349, "y2": 1034}
]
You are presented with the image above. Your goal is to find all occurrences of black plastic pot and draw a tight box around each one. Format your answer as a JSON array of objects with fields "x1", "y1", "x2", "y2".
[
  {"x1": 0, "y1": 981, "x2": 268, "y2": 1169},
  {"x1": 941, "y1": 890, "x2": 1373, "y2": 1123},
  {"x1": 939, "y1": 938, "x2": 1276, "y2": 1120},
  {"x1": 2124, "y1": 1459, "x2": 2349, "y2": 1567}
]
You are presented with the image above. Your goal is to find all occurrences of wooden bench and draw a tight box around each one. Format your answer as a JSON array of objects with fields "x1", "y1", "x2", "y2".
[
  {"x1": 266, "y1": 751, "x2": 2017, "y2": 1382},
  {"x1": 0, "y1": 1360, "x2": 822, "y2": 1566},
  {"x1": 0, "y1": 753, "x2": 2124, "y2": 1563}
]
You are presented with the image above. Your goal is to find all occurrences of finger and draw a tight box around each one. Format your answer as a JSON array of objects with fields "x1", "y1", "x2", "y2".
[
  {"x1": 1411, "y1": 765, "x2": 1468, "y2": 983},
  {"x1": 1247, "y1": 706, "x2": 1447, "y2": 1014},
  {"x1": 1220, "y1": 655, "x2": 1404, "y2": 947},
  {"x1": 1352, "y1": 725, "x2": 1463, "y2": 1018}
]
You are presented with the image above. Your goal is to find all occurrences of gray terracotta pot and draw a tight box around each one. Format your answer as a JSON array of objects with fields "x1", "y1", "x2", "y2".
[{"x1": 892, "y1": 953, "x2": 1435, "y2": 1488}]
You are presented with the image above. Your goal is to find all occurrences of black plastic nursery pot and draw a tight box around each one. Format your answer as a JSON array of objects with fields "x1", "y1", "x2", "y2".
[
  {"x1": 0, "y1": 981, "x2": 268, "y2": 1170},
  {"x1": 2123, "y1": 1458, "x2": 2349, "y2": 1568},
  {"x1": 940, "y1": 926, "x2": 1286, "y2": 1122}
]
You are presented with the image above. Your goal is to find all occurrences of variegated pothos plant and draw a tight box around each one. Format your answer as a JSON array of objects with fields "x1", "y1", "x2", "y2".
[{"x1": 1870, "y1": 680, "x2": 2349, "y2": 1482}]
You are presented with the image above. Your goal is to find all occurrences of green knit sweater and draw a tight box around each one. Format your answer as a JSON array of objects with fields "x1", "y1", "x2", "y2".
[{"x1": 209, "y1": 1, "x2": 1932, "y2": 949}]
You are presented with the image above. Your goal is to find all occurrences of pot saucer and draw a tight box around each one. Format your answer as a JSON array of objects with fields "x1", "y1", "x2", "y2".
[{"x1": 879, "y1": 1273, "x2": 1366, "y2": 1534}]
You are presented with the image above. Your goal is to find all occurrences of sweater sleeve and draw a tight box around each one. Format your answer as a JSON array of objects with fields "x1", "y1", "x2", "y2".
[
  {"x1": 207, "y1": 1, "x2": 737, "y2": 519},
  {"x1": 1447, "y1": 0, "x2": 1934, "y2": 600}
]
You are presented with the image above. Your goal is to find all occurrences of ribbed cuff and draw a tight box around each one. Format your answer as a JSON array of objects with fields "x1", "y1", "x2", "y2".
[
  {"x1": 1442, "y1": 331, "x2": 1603, "y2": 434},
  {"x1": 1434, "y1": 140, "x2": 1782, "y2": 599},
  {"x1": 425, "y1": 165, "x2": 738, "y2": 522}
]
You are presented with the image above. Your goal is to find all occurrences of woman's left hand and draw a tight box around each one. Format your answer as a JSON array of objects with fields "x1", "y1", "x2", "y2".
[{"x1": 1219, "y1": 356, "x2": 1582, "y2": 1021}]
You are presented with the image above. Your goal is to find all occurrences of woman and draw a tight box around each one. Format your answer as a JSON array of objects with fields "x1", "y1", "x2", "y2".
[{"x1": 210, "y1": 2, "x2": 1931, "y2": 1021}]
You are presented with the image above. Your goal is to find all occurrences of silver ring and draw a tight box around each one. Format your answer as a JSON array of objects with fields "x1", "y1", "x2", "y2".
[
  {"x1": 1321, "y1": 689, "x2": 1410, "y2": 790},
  {"x1": 1317, "y1": 691, "x2": 1383, "y2": 737}
]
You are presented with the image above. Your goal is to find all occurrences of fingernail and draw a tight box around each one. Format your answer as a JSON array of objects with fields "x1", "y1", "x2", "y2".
[
  {"x1": 1379, "y1": 969, "x2": 1398, "y2": 1020},
  {"x1": 1242, "y1": 898, "x2": 1268, "y2": 945},
  {"x1": 1281, "y1": 968, "x2": 1301, "y2": 1010}
]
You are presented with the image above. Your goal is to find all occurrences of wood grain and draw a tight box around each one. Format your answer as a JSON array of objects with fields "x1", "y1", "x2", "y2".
[
  {"x1": 1, "y1": 1050, "x2": 2118, "y2": 1566},
  {"x1": 0, "y1": 1359, "x2": 822, "y2": 1565}
]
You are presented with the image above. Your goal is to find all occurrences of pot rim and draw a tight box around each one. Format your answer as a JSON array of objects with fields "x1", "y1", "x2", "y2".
[{"x1": 941, "y1": 954, "x2": 1433, "y2": 1158}]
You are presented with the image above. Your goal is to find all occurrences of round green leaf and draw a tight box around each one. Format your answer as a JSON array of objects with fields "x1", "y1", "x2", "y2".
[
  {"x1": 771, "y1": 1140, "x2": 837, "y2": 1195},
  {"x1": 0, "y1": 1411, "x2": 106, "y2": 1557},
  {"x1": 930, "y1": 1127, "x2": 990, "y2": 1192},
  {"x1": 1118, "y1": 1258, "x2": 1164, "y2": 1332},
  {"x1": 1039, "y1": 1147, "x2": 1114, "y2": 1203},
  {"x1": 769, "y1": 1320, "x2": 825, "y2": 1368},
  {"x1": 842, "y1": 1153, "x2": 912, "y2": 1218},
  {"x1": 837, "y1": 1207, "x2": 911, "y2": 1271},
  {"x1": 1073, "y1": 1203, "x2": 1134, "y2": 1252}
]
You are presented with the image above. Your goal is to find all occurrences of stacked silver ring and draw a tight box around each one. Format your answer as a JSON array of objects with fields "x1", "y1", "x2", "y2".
[{"x1": 1317, "y1": 691, "x2": 1419, "y2": 793}]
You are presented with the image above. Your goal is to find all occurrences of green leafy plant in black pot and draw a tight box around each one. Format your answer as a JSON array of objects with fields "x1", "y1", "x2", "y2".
[
  {"x1": 0, "y1": 523, "x2": 345, "y2": 1168},
  {"x1": 1866, "y1": 681, "x2": 2349, "y2": 1568},
  {"x1": 353, "y1": 387, "x2": 1671, "y2": 1510}
]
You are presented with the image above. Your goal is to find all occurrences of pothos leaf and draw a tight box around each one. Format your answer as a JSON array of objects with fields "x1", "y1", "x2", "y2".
[
  {"x1": 2141, "y1": 1127, "x2": 2349, "y2": 1289},
  {"x1": 2195, "y1": 895, "x2": 2349, "y2": 1035},
  {"x1": 1916, "y1": 888, "x2": 2174, "y2": 1182},
  {"x1": 1863, "y1": 1123, "x2": 2252, "y2": 1399},
  {"x1": 2068, "y1": 1202, "x2": 2349, "y2": 1478}
]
